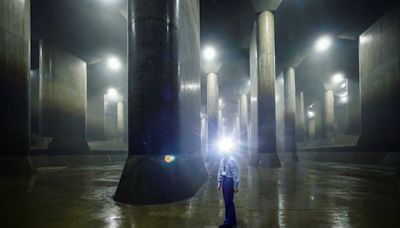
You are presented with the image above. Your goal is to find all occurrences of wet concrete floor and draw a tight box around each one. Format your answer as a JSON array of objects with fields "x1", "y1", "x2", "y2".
[{"x1": 1, "y1": 157, "x2": 400, "y2": 227}]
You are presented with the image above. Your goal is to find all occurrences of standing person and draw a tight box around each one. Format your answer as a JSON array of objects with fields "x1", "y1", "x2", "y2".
[{"x1": 217, "y1": 151, "x2": 239, "y2": 227}]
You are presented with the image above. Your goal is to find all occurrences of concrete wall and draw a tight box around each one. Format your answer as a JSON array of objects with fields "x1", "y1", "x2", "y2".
[
  {"x1": 39, "y1": 41, "x2": 88, "y2": 152},
  {"x1": 0, "y1": 0, "x2": 30, "y2": 154},
  {"x1": 87, "y1": 95, "x2": 105, "y2": 140},
  {"x1": 358, "y1": 7, "x2": 400, "y2": 150}
]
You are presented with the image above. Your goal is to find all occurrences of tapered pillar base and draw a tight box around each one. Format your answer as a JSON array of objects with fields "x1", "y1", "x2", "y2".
[
  {"x1": 0, "y1": 156, "x2": 37, "y2": 177},
  {"x1": 249, "y1": 153, "x2": 281, "y2": 168},
  {"x1": 48, "y1": 136, "x2": 89, "y2": 153},
  {"x1": 114, "y1": 154, "x2": 208, "y2": 204},
  {"x1": 284, "y1": 153, "x2": 299, "y2": 164}
]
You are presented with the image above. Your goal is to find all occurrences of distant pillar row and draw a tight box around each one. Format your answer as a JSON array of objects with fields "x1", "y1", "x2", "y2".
[
  {"x1": 324, "y1": 89, "x2": 335, "y2": 138},
  {"x1": 239, "y1": 94, "x2": 249, "y2": 155},
  {"x1": 249, "y1": 10, "x2": 281, "y2": 167},
  {"x1": 207, "y1": 72, "x2": 219, "y2": 158},
  {"x1": 296, "y1": 91, "x2": 306, "y2": 142},
  {"x1": 283, "y1": 67, "x2": 298, "y2": 162},
  {"x1": 200, "y1": 113, "x2": 208, "y2": 159},
  {"x1": 117, "y1": 101, "x2": 124, "y2": 142}
]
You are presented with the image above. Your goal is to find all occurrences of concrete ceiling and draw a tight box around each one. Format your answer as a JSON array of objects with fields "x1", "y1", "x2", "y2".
[{"x1": 31, "y1": 0, "x2": 127, "y2": 67}]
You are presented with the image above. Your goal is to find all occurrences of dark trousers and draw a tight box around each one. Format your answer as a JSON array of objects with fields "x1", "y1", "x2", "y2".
[{"x1": 222, "y1": 176, "x2": 236, "y2": 226}]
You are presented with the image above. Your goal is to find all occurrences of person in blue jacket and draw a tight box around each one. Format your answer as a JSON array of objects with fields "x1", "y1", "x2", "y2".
[{"x1": 217, "y1": 150, "x2": 239, "y2": 228}]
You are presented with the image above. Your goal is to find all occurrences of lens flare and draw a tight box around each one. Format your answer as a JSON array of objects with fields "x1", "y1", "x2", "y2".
[
  {"x1": 164, "y1": 154, "x2": 176, "y2": 163},
  {"x1": 218, "y1": 137, "x2": 235, "y2": 154}
]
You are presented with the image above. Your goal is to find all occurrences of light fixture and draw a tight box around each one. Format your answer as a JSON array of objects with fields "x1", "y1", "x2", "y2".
[
  {"x1": 340, "y1": 96, "x2": 348, "y2": 103},
  {"x1": 106, "y1": 88, "x2": 120, "y2": 101},
  {"x1": 341, "y1": 82, "x2": 346, "y2": 88},
  {"x1": 332, "y1": 73, "x2": 344, "y2": 83},
  {"x1": 203, "y1": 46, "x2": 216, "y2": 61},
  {"x1": 315, "y1": 36, "x2": 332, "y2": 52},
  {"x1": 308, "y1": 111, "x2": 315, "y2": 118},
  {"x1": 219, "y1": 98, "x2": 223, "y2": 107},
  {"x1": 106, "y1": 56, "x2": 121, "y2": 71}
]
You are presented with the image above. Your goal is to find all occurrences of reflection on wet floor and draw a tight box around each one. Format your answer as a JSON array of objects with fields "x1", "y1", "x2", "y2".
[{"x1": 1, "y1": 158, "x2": 400, "y2": 227}]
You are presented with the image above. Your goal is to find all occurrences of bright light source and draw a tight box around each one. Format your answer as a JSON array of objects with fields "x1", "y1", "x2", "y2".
[
  {"x1": 106, "y1": 88, "x2": 120, "y2": 101},
  {"x1": 248, "y1": 80, "x2": 251, "y2": 86},
  {"x1": 315, "y1": 36, "x2": 332, "y2": 52},
  {"x1": 308, "y1": 111, "x2": 315, "y2": 118},
  {"x1": 203, "y1": 46, "x2": 216, "y2": 61},
  {"x1": 341, "y1": 83, "x2": 346, "y2": 88},
  {"x1": 164, "y1": 154, "x2": 176, "y2": 163},
  {"x1": 107, "y1": 56, "x2": 121, "y2": 71},
  {"x1": 219, "y1": 98, "x2": 223, "y2": 106},
  {"x1": 218, "y1": 137, "x2": 235, "y2": 153},
  {"x1": 332, "y1": 73, "x2": 344, "y2": 83},
  {"x1": 340, "y1": 96, "x2": 348, "y2": 103}
]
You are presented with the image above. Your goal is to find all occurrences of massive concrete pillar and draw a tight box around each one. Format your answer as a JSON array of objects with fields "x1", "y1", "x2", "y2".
[
  {"x1": 235, "y1": 115, "x2": 241, "y2": 142},
  {"x1": 87, "y1": 95, "x2": 105, "y2": 140},
  {"x1": 308, "y1": 118, "x2": 316, "y2": 140},
  {"x1": 39, "y1": 41, "x2": 89, "y2": 153},
  {"x1": 0, "y1": 0, "x2": 36, "y2": 176},
  {"x1": 200, "y1": 113, "x2": 208, "y2": 160},
  {"x1": 114, "y1": 0, "x2": 207, "y2": 204},
  {"x1": 218, "y1": 109, "x2": 223, "y2": 137},
  {"x1": 358, "y1": 7, "x2": 400, "y2": 152},
  {"x1": 239, "y1": 94, "x2": 249, "y2": 155},
  {"x1": 314, "y1": 100, "x2": 323, "y2": 139},
  {"x1": 249, "y1": 22, "x2": 258, "y2": 164},
  {"x1": 283, "y1": 67, "x2": 298, "y2": 162},
  {"x1": 296, "y1": 91, "x2": 306, "y2": 142},
  {"x1": 346, "y1": 80, "x2": 360, "y2": 134},
  {"x1": 324, "y1": 89, "x2": 335, "y2": 138},
  {"x1": 207, "y1": 72, "x2": 219, "y2": 158},
  {"x1": 250, "y1": 11, "x2": 281, "y2": 167},
  {"x1": 117, "y1": 101, "x2": 124, "y2": 142}
]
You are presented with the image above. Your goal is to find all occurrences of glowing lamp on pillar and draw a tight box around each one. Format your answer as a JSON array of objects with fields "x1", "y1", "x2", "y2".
[
  {"x1": 332, "y1": 73, "x2": 344, "y2": 84},
  {"x1": 106, "y1": 88, "x2": 120, "y2": 102},
  {"x1": 203, "y1": 46, "x2": 217, "y2": 61},
  {"x1": 106, "y1": 56, "x2": 121, "y2": 71},
  {"x1": 315, "y1": 36, "x2": 332, "y2": 52}
]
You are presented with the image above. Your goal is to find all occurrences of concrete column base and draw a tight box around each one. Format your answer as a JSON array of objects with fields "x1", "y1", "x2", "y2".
[
  {"x1": 0, "y1": 156, "x2": 37, "y2": 177},
  {"x1": 48, "y1": 136, "x2": 89, "y2": 153},
  {"x1": 284, "y1": 153, "x2": 299, "y2": 164},
  {"x1": 249, "y1": 153, "x2": 281, "y2": 167},
  {"x1": 114, "y1": 154, "x2": 208, "y2": 204}
]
